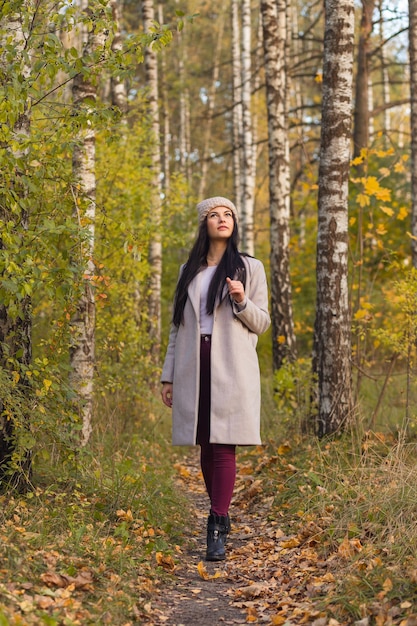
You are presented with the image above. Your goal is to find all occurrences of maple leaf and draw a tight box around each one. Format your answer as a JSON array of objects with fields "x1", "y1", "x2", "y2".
[
  {"x1": 155, "y1": 552, "x2": 176, "y2": 572},
  {"x1": 196, "y1": 561, "x2": 223, "y2": 580}
]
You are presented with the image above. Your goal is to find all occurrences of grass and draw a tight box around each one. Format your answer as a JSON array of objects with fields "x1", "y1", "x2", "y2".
[
  {"x1": 1, "y1": 363, "x2": 417, "y2": 624},
  {"x1": 243, "y1": 426, "x2": 417, "y2": 623},
  {"x1": 0, "y1": 399, "x2": 188, "y2": 625}
]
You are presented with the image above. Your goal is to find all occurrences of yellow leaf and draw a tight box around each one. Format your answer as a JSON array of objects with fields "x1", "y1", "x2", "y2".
[
  {"x1": 351, "y1": 155, "x2": 364, "y2": 166},
  {"x1": 156, "y1": 552, "x2": 176, "y2": 572},
  {"x1": 173, "y1": 463, "x2": 191, "y2": 478},
  {"x1": 277, "y1": 443, "x2": 291, "y2": 455},
  {"x1": 349, "y1": 216, "x2": 357, "y2": 226},
  {"x1": 43, "y1": 379, "x2": 52, "y2": 391},
  {"x1": 380, "y1": 206, "x2": 394, "y2": 217},
  {"x1": 394, "y1": 162, "x2": 405, "y2": 173},
  {"x1": 375, "y1": 224, "x2": 387, "y2": 235},
  {"x1": 357, "y1": 193, "x2": 370, "y2": 207},
  {"x1": 315, "y1": 73, "x2": 323, "y2": 83},
  {"x1": 281, "y1": 537, "x2": 300, "y2": 548},
  {"x1": 398, "y1": 206, "x2": 408, "y2": 220},
  {"x1": 378, "y1": 167, "x2": 390, "y2": 177},
  {"x1": 116, "y1": 509, "x2": 134, "y2": 522},
  {"x1": 277, "y1": 335, "x2": 286, "y2": 344},
  {"x1": 196, "y1": 561, "x2": 223, "y2": 580},
  {"x1": 197, "y1": 560, "x2": 210, "y2": 580},
  {"x1": 363, "y1": 176, "x2": 391, "y2": 202},
  {"x1": 270, "y1": 616, "x2": 287, "y2": 626},
  {"x1": 12, "y1": 371, "x2": 20, "y2": 385},
  {"x1": 338, "y1": 535, "x2": 353, "y2": 558},
  {"x1": 354, "y1": 309, "x2": 371, "y2": 321},
  {"x1": 374, "y1": 148, "x2": 394, "y2": 157}
]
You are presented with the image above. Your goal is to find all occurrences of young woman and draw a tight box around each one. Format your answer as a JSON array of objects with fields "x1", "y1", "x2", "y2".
[{"x1": 161, "y1": 196, "x2": 270, "y2": 561}]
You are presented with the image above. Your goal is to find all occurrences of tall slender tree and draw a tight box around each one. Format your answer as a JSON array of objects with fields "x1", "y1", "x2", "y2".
[
  {"x1": 110, "y1": 0, "x2": 128, "y2": 115},
  {"x1": 410, "y1": 0, "x2": 417, "y2": 268},
  {"x1": 70, "y1": 0, "x2": 105, "y2": 445},
  {"x1": 158, "y1": 3, "x2": 171, "y2": 194},
  {"x1": 241, "y1": 0, "x2": 255, "y2": 255},
  {"x1": 261, "y1": 0, "x2": 296, "y2": 369},
  {"x1": 314, "y1": 0, "x2": 355, "y2": 437},
  {"x1": 231, "y1": 0, "x2": 243, "y2": 216},
  {"x1": 353, "y1": 0, "x2": 376, "y2": 159},
  {"x1": 142, "y1": 0, "x2": 163, "y2": 357},
  {"x1": 198, "y1": 11, "x2": 225, "y2": 199}
]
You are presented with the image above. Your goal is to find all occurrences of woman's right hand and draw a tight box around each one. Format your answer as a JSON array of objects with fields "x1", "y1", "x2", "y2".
[{"x1": 161, "y1": 383, "x2": 173, "y2": 408}]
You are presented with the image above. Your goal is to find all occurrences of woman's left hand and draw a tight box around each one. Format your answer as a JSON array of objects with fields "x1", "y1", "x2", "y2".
[{"x1": 226, "y1": 277, "x2": 245, "y2": 303}]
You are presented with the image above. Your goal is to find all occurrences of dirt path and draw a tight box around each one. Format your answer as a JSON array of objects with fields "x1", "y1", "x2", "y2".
[
  {"x1": 147, "y1": 450, "x2": 329, "y2": 626},
  {"x1": 149, "y1": 450, "x2": 252, "y2": 625}
]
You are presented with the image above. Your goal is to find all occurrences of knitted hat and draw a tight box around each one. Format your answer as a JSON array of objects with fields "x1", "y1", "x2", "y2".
[{"x1": 196, "y1": 196, "x2": 238, "y2": 224}]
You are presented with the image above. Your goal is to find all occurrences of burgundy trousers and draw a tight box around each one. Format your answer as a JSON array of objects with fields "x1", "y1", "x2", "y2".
[{"x1": 196, "y1": 335, "x2": 236, "y2": 517}]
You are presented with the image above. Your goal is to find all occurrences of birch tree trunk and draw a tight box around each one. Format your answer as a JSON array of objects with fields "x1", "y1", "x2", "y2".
[
  {"x1": 378, "y1": 1, "x2": 391, "y2": 144},
  {"x1": 241, "y1": 0, "x2": 255, "y2": 255},
  {"x1": 353, "y1": 0, "x2": 376, "y2": 159},
  {"x1": 142, "y1": 0, "x2": 162, "y2": 357},
  {"x1": 231, "y1": 0, "x2": 243, "y2": 216},
  {"x1": 177, "y1": 26, "x2": 191, "y2": 184},
  {"x1": 70, "y1": 0, "x2": 105, "y2": 445},
  {"x1": 110, "y1": 0, "x2": 128, "y2": 114},
  {"x1": 0, "y1": 7, "x2": 32, "y2": 486},
  {"x1": 314, "y1": 0, "x2": 355, "y2": 437},
  {"x1": 158, "y1": 3, "x2": 170, "y2": 193},
  {"x1": 410, "y1": 0, "x2": 417, "y2": 267},
  {"x1": 198, "y1": 12, "x2": 225, "y2": 198},
  {"x1": 261, "y1": 0, "x2": 296, "y2": 370}
]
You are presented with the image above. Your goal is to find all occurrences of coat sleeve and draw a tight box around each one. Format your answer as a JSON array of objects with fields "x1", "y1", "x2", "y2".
[
  {"x1": 232, "y1": 259, "x2": 270, "y2": 335},
  {"x1": 160, "y1": 322, "x2": 179, "y2": 383},
  {"x1": 160, "y1": 265, "x2": 183, "y2": 383}
]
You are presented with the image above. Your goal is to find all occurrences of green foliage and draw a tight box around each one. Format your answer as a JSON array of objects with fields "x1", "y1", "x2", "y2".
[
  {"x1": 0, "y1": 0, "x2": 183, "y2": 480},
  {"x1": 273, "y1": 358, "x2": 317, "y2": 433}
]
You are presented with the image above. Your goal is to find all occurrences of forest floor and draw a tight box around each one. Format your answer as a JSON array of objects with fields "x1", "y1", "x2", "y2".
[{"x1": 147, "y1": 448, "x2": 347, "y2": 626}]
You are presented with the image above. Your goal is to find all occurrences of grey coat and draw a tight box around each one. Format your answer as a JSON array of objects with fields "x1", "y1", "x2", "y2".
[{"x1": 161, "y1": 255, "x2": 270, "y2": 445}]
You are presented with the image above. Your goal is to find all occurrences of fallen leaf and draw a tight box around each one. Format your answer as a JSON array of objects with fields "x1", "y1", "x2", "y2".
[
  {"x1": 155, "y1": 552, "x2": 176, "y2": 572},
  {"x1": 281, "y1": 537, "x2": 300, "y2": 549}
]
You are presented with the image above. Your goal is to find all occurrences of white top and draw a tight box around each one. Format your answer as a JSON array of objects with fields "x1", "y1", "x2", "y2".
[{"x1": 199, "y1": 265, "x2": 217, "y2": 334}]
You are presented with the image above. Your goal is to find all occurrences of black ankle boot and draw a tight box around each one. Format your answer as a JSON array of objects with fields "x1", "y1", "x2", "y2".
[{"x1": 206, "y1": 513, "x2": 230, "y2": 561}]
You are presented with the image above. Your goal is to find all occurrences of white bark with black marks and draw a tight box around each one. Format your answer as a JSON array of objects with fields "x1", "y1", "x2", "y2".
[
  {"x1": 261, "y1": 0, "x2": 296, "y2": 369},
  {"x1": 314, "y1": 0, "x2": 355, "y2": 437}
]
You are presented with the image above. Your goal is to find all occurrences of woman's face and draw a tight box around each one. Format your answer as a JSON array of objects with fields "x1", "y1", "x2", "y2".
[{"x1": 206, "y1": 207, "x2": 235, "y2": 242}]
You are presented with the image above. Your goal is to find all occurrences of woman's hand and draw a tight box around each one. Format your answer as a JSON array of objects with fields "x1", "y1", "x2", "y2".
[
  {"x1": 161, "y1": 383, "x2": 173, "y2": 408},
  {"x1": 226, "y1": 277, "x2": 245, "y2": 303}
]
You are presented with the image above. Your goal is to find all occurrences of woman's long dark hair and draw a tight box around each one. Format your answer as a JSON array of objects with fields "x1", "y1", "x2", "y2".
[{"x1": 172, "y1": 218, "x2": 247, "y2": 327}]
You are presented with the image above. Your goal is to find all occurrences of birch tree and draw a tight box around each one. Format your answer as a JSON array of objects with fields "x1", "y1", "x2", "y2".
[
  {"x1": 241, "y1": 0, "x2": 255, "y2": 255},
  {"x1": 231, "y1": 0, "x2": 243, "y2": 216},
  {"x1": 142, "y1": 0, "x2": 163, "y2": 356},
  {"x1": 158, "y1": 3, "x2": 170, "y2": 193},
  {"x1": 314, "y1": 0, "x2": 355, "y2": 437},
  {"x1": 198, "y1": 12, "x2": 225, "y2": 198},
  {"x1": 70, "y1": 0, "x2": 106, "y2": 445},
  {"x1": 261, "y1": 0, "x2": 296, "y2": 370},
  {"x1": 353, "y1": 0, "x2": 376, "y2": 159},
  {"x1": 110, "y1": 0, "x2": 128, "y2": 114},
  {"x1": 407, "y1": 3, "x2": 417, "y2": 265},
  {"x1": 378, "y1": 1, "x2": 391, "y2": 144}
]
